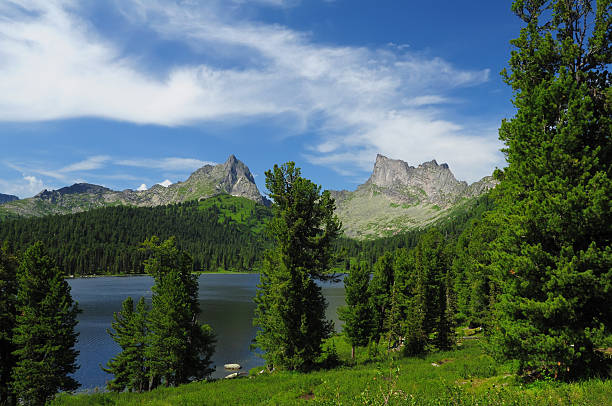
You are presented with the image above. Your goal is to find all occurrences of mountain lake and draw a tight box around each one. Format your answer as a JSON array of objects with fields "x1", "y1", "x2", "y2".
[{"x1": 68, "y1": 273, "x2": 346, "y2": 391}]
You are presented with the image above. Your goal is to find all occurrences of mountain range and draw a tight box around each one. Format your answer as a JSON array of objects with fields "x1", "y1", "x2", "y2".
[
  {"x1": 0, "y1": 154, "x2": 496, "y2": 238},
  {"x1": 0, "y1": 193, "x2": 18, "y2": 204}
]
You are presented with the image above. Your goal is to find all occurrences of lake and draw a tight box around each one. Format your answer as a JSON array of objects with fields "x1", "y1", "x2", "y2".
[{"x1": 68, "y1": 273, "x2": 346, "y2": 391}]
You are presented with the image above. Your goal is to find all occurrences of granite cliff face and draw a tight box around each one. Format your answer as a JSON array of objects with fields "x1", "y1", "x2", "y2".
[
  {"x1": 0, "y1": 155, "x2": 266, "y2": 217},
  {"x1": 332, "y1": 154, "x2": 497, "y2": 239},
  {"x1": 0, "y1": 193, "x2": 19, "y2": 205}
]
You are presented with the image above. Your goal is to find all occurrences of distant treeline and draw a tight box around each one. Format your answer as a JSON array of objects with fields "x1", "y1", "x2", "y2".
[
  {"x1": 0, "y1": 193, "x2": 494, "y2": 276},
  {"x1": 0, "y1": 196, "x2": 271, "y2": 275}
]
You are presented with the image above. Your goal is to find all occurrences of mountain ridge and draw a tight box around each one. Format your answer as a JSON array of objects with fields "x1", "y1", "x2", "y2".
[
  {"x1": 0, "y1": 155, "x2": 266, "y2": 217},
  {"x1": 0, "y1": 193, "x2": 19, "y2": 205},
  {"x1": 330, "y1": 154, "x2": 497, "y2": 238},
  {"x1": 0, "y1": 154, "x2": 497, "y2": 239}
]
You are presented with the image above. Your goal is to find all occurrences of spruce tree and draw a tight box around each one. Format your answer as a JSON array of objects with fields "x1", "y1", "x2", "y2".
[
  {"x1": 0, "y1": 243, "x2": 17, "y2": 405},
  {"x1": 368, "y1": 251, "x2": 395, "y2": 343},
  {"x1": 488, "y1": 0, "x2": 611, "y2": 378},
  {"x1": 254, "y1": 162, "x2": 341, "y2": 371},
  {"x1": 392, "y1": 247, "x2": 427, "y2": 355},
  {"x1": 338, "y1": 261, "x2": 374, "y2": 359},
  {"x1": 11, "y1": 242, "x2": 80, "y2": 405},
  {"x1": 411, "y1": 229, "x2": 454, "y2": 351},
  {"x1": 143, "y1": 237, "x2": 215, "y2": 389},
  {"x1": 103, "y1": 297, "x2": 148, "y2": 392}
]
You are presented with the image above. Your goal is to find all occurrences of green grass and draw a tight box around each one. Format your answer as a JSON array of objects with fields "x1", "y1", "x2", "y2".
[
  {"x1": 197, "y1": 194, "x2": 271, "y2": 234},
  {"x1": 51, "y1": 336, "x2": 611, "y2": 405}
]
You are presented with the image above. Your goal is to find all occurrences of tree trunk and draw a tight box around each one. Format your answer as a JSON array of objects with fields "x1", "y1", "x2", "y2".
[{"x1": 351, "y1": 345, "x2": 355, "y2": 359}]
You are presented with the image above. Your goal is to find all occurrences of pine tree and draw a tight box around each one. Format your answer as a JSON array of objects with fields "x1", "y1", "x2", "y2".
[
  {"x1": 368, "y1": 251, "x2": 395, "y2": 343},
  {"x1": 338, "y1": 261, "x2": 374, "y2": 358},
  {"x1": 11, "y1": 242, "x2": 80, "y2": 405},
  {"x1": 254, "y1": 162, "x2": 341, "y2": 371},
  {"x1": 143, "y1": 237, "x2": 215, "y2": 389},
  {"x1": 102, "y1": 297, "x2": 148, "y2": 392},
  {"x1": 488, "y1": 0, "x2": 612, "y2": 378},
  {"x1": 0, "y1": 243, "x2": 18, "y2": 405},
  {"x1": 412, "y1": 229, "x2": 454, "y2": 351}
]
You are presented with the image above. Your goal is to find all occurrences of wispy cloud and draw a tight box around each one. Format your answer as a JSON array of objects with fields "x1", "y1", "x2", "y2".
[
  {"x1": 5, "y1": 155, "x2": 111, "y2": 181},
  {"x1": 2, "y1": 155, "x2": 210, "y2": 197},
  {"x1": 0, "y1": 0, "x2": 501, "y2": 182},
  {"x1": 116, "y1": 157, "x2": 215, "y2": 172}
]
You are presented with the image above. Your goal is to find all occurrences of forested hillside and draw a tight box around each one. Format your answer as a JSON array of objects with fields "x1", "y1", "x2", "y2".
[
  {"x1": 0, "y1": 193, "x2": 494, "y2": 276},
  {"x1": 0, "y1": 195, "x2": 271, "y2": 275}
]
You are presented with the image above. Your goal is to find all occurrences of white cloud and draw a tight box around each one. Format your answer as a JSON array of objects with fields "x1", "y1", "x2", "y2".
[
  {"x1": 117, "y1": 157, "x2": 215, "y2": 172},
  {"x1": 0, "y1": 0, "x2": 501, "y2": 181},
  {"x1": 59, "y1": 155, "x2": 111, "y2": 173},
  {"x1": 137, "y1": 183, "x2": 147, "y2": 191},
  {"x1": 5, "y1": 155, "x2": 112, "y2": 181},
  {"x1": 157, "y1": 179, "x2": 172, "y2": 187},
  {"x1": 0, "y1": 175, "x2": 45, "y2": 198}
]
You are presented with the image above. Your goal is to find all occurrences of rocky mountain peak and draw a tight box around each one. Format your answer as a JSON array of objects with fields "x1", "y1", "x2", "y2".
[
  {"x1": 35, "y1": 183, "x2": 112, "y2": 200},
  {"x1": 0, "y1": 193, "x2": 18, "y2": 205},
  {"x1": 364, "y1": 155, "x2": 470, "y2": 207},
  {"x1": 222, "y1": 154, "x2": 256, "y2": 184},
  {"x1": 181, "y1": 155, "x2": 263, "y2": 205}
]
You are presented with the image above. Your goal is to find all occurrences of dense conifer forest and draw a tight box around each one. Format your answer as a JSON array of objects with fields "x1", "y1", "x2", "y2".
[
  {"x1": 0, "y1": 193, "x2": 493, "y2": 277},
  {"x1": 0, "y1": 195, "x2": 271, "y2": 275}
]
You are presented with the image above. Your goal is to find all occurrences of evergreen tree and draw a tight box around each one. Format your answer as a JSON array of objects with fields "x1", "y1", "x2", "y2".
[
  {"x1": 102, "y1": 297, "x2": 148, "y2": 393},
  {"x1": 0, "y1": 243, "x2": 17, "y2": 406},
  {"x1": 391, "y1": 248, "x2": 427, "y2": 355},
  {"x1": 338, "y1": 261, "x2": 374, "y2": 358},
  {"x1": 143, "y1": 237, "x2": 215, "y2": 389},
  {"x1": 254, "y1": 162, "x2": 341, "y2": 371},
  {"x1": 412, "y1": 229, "x2": 455, "y2": 351},
  {"x1": 11, "y1": 242, "x2": 80, "y2": 405},
  {"x1": 368, "y1": 251, "x2": 395, "y2": 343},
  {"x1": 488, "y1": 0, "x2": 611, "y2": 378},
  {"x1": 452, "y1": 218, "x2": 498, "y2": 328}
]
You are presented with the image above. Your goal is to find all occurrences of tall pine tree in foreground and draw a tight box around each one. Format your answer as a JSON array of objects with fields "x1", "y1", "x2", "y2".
[
  {"x1": 488, "y1": 0, "x2": 611, "y2": 378},
  {"x1": 0, "y1": 243, "x2": 18, "y2": 406},
  {"x1": 254, "y1": 162, "x2": 341, "y2": 371},
  {"x1": 143, "y1": 237, "x2": 215, "y2": 389},
  {"x1": 368, "y1": 251, "x2": 395, "y2": 343},
  {"x1": 11, "y1": 242, "x2": 80, "y2": 405},
  {"x1": 103, "y1": 297, "x2": 148, "y2": 393},
  {"x1": 338, "y1": 261, "x2": 374, "y2": 359}
]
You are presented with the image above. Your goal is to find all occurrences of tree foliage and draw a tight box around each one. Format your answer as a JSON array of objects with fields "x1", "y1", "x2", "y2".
[
  {"x1": 338, "y1": 261, "x2": 374, "y2": 358},
  {"x1": 143, "y1": 237, "x2": 215, "y2": 389},
  {"x1": 254, "y1": 162, "x2": 341, "y2": 371},
  {"x1": 0, "y1": 197, "x2": 271, "y2": 276},
  {"x1": 0, "y1": 243, "x2": 18, "y2": 406},
  {"x1": 103, "y1": 297, "x2": 148, "y2": 393},
  {"x1": 488, "y1": 0, "x2": 612, "y2": 378},
  {"x1": 11, "y1": 242, "x2": 80, "y2": 405}
]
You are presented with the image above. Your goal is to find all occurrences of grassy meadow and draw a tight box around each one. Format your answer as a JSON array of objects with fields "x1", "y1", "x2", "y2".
[{"x1": 51, "y1": 332, "x2": 611, "y2": 405}]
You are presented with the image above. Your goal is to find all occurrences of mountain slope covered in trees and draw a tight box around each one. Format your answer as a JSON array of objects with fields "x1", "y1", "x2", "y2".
[
  {"x1": 0, "y1": 192, "x2": 494, "y2": 276},
  {"x1": 0, "y1": 194, "x2": 272, "y2": 276}
]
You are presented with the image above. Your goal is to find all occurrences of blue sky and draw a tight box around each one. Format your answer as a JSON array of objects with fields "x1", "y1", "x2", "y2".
[{"x1": 0, "y1": 0, "x2": 522, "y2": 198}]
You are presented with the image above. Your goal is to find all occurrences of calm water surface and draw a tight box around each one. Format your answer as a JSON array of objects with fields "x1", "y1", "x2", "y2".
[{"x1": 68, "y1": 274, "x2": 345, "y2": 391}]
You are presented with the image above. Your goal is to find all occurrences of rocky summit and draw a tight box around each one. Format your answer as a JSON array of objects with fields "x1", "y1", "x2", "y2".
[
  {"x1": 331, "y1": 154, "x2": 497, "y2": 239},
  {"x1": 0, "y1": 193, "x2": 19, "y2": 205},
  {"x1": 0, "y1": 155, "x2": 266, "y2": 218}
]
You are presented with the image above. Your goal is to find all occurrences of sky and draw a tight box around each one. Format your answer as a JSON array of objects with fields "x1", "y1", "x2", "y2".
[{"x1": 0, "y1": 0, "x2": 523, "y2": 198}]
